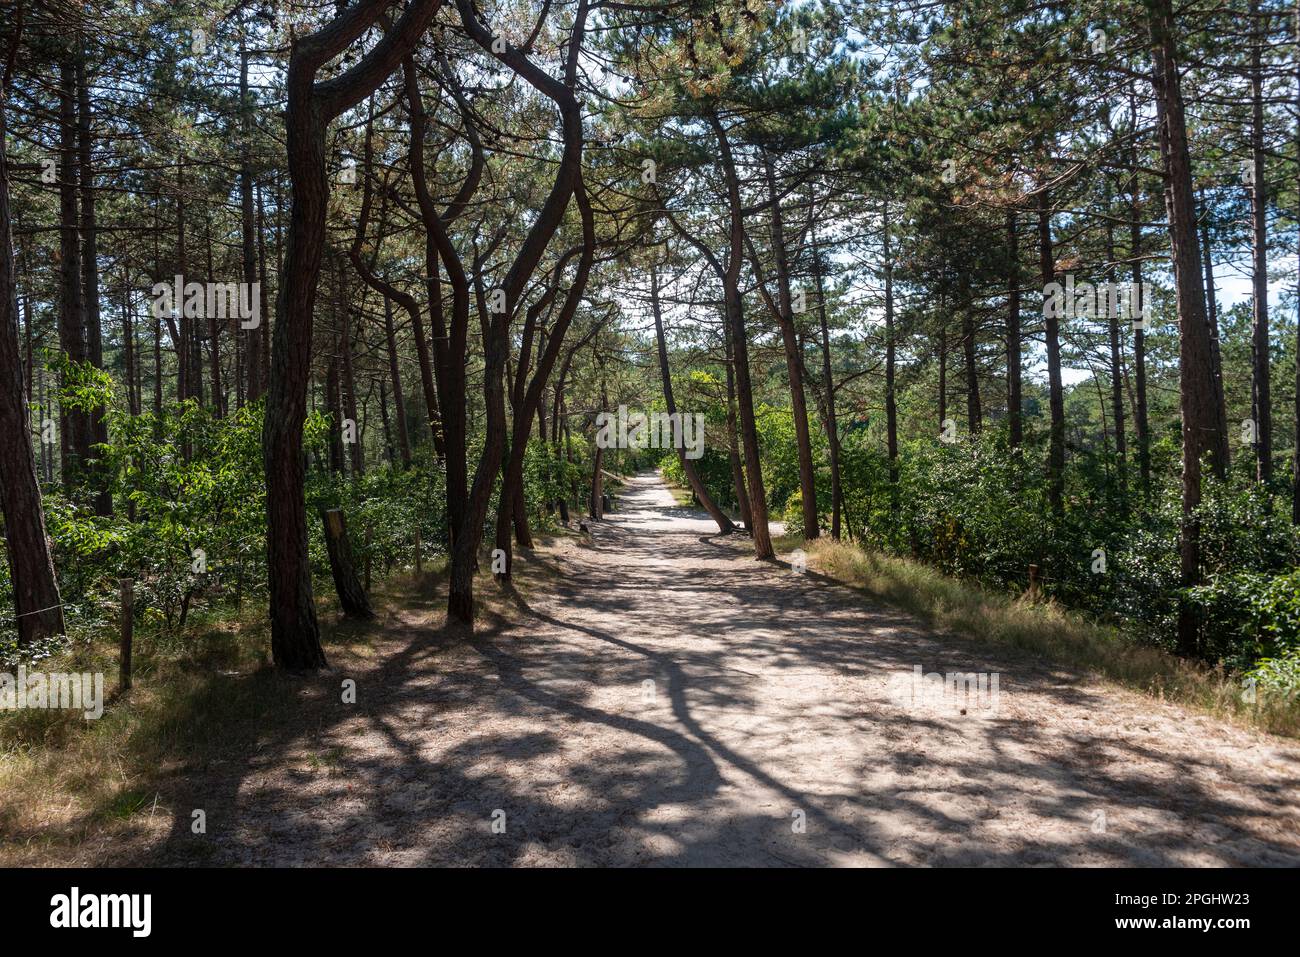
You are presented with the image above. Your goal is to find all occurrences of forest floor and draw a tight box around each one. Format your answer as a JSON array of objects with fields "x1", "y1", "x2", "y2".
[{"x1": 50, "y1": 472, "x2": 1300, "y2": 866}]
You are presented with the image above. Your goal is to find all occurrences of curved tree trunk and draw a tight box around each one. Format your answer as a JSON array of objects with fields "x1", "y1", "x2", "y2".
[{"x1": 263, "y1": 0, "x2": 441, "y2": 669}]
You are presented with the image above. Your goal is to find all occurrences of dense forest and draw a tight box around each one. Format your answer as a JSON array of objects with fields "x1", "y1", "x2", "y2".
[{"x1": 0, "y1": 0, "x2": 1298, "y2": 698}]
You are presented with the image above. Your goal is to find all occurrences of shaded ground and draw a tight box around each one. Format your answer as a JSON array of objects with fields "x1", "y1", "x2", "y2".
[{"x1": 121, "y1": 473, "x2": 1300, "y2": 865}]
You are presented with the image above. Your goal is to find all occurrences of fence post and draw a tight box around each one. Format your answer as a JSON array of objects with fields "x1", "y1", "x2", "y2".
[
  {"x1": 119, "y1": 578, "x2": 134, "y2": 691},
  {"x1": 414, "y1": 527, "x2": 422, "y2": 574},
  {"x1": 1027, "y1": 564, "x2": 1041, "y2": 601}
]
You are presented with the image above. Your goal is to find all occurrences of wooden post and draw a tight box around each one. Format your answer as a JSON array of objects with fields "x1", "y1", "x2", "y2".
[
  {"x1": 1027, "y1": 564, "x2": 1041, "y2": 601},
  {"x1": 414, "y1": 527, "x2": 422, "y2": 574},
  {"x1": 119, "y1": 578, "x2": 133, "y2": 691}
]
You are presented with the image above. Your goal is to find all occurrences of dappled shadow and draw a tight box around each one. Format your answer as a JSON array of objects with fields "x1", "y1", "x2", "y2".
[{"x1": 117, "y1": 471, "x2": 1300, "y2": 867}]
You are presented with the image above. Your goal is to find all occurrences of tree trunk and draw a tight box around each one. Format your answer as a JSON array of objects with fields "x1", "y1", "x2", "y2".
[
  {"x1": 1148, "y1": 0, "x2": 1228, "y2": 657},
  {"x1": 239, "y1": 37, "x2": 262, "y2": 403},
  {"x1": 811, "y1": 218, "x2": 843, "y2": 538},
  {"x1": 937, "y1": 319, "x2": 948, "y2": 428},
  {"x1": 763, "y1": 153, "x2": 818, "y2": 539},
  {"x1": 711, "y1": 112, "x2": 772, "y2": 559},
  {"x1": 321, "y1": 509, "x2": 373, "y2": 619},
  {"x1": 76, "y1": 53, "x2": 110, "y2": 515},
  {"x1": 1037, "y1": 188, "x2": 1066, "y2": 514},
  {"x1": 445, "y1": 0, "x2": 588, "y2": 624},
  {"x1": 961, "y1": 275, "x2": 981, "y2": 434},
  {"x1": 651, "y1": 263, "x2": 733, "y2": 533},
  {"x1": 0, "y1": 67, "x2": 66, "y2": 645},
  {"x1": 338, "y1": 270, "x2": 364, "y2": 478},
  {"x1": 884, "y1": 200, "x2": 900, "y2": 486},
  {"x1": 1249, "y1": 0, "x2": 1271, "y2": 482},
  {"x1": 494, "y1": 185, "x2": 597, "y2": 577},
  {"x1": 1198, "y1": 210, "x2": 1231, "y2": 475},
  {"x1": 57, "y1": 57, "x2": 90, "y2": 490},
  {"x1": 381, "y1": 296, "x2": 412, "y2": 467},
  {"x1": 1105, "y1": 216, "x2": 1128, "y2": 504},
  {"x1": 723, "y1": 307, "x2": 753, "y2": 531},
  {"x1": 262, "y1": 0, "x2": 442, "y2": 668},
  {"x1": 1128, "y1": 113, "x2": 1152, "y2": 497},
  {"x1": 1294, "y1": 6, "x2": 1300, "y2": 524},
  {"x1": 1006, "y1": 210, "x2": 1023, "y2": 448}
]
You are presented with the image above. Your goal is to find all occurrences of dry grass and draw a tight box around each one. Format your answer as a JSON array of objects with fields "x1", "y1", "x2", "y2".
[
  {"x1": 0, "y1": 557, "x2": 469, "y2": 866},
  {"x1": 780, "y1": 535, "x2": 1300, "y2": 738}
]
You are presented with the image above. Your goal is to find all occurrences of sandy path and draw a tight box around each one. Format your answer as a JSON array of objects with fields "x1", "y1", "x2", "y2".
[{"x1": 145, "y1": 472, "x2": 1300, "y2": 866}]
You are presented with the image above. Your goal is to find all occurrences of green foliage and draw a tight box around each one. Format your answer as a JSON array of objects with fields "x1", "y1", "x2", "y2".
[{"x1": 844, "y1": 430, "x2": 1300, "y2": 669}]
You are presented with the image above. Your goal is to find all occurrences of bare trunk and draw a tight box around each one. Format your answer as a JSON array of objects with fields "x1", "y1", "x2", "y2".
[
  {"x1": 58, "y1": 58, "x2": 90, "y2": 489},
  {"x1": 262, "y1": 0, "x2": 442, "y2": 667},
  {"x1": 711, "y1": 112, "x2": 772, "y2": 559},
  {"x1": 382, "y1": 296, "x2": 412, "y2": 467},
  {"x1": 76, "y1": 53, "x2": 110, "y2": 514},
  {"x1": 1249, "y1": 0, "x2": 1271, "y2": 482},
  {"x1": 1006, "y1": 210, "x2": 1023, "y2": 448},
  {"x1": 240, "y1": 37, "x2": 262, "y2": 403},
  {"x1": 651, "y1": 263, "x2": 733, "y2": 533},
  {"x1": 763, "y1": 154, "x2": 818, "y2": 539},
  {"x1": 1148, "y1": 0, "x2": 1227, "y2": 657},
  {"x1": 811, "y1": 219, "x2": 843, "y2": 538},
  {"x1": 0, "y1": 66, "x2": 65, "y2": 644},
  {"x1": 1038, "y1": 188, "x2": 1066, "y2": 514}
]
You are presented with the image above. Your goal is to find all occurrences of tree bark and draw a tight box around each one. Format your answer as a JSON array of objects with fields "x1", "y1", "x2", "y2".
[
  {"x1": 239, "y1": 36, "x2": 262, "y2": 404},
  {"x1": 651, "y1": 262, "x2": 733, "y2": 533},
  {"x1": 1006, "y1": 210, "x2": 1022, "y2": 448},
  {"x1": 811, "y1": 217, "x2": 843, "y2": 538},
  {"x1": 710, "y1": 111, "x2": 772, "y2": 559},
  {"x1": 1249, "y1": 0, "x2": 1271, "y2": 482},
  {"x1": 381, "y1": 296, "x2": 412, "y2": 467},
  {"x1": 1105, "y1": 215, "x2": 1128, "y2": 503},
  {"x1": 1037, "y1": 187, "x2": 1066, "y2": 513},
  {"x1": 263, "y1": 0, "x2": 441, "y2": 669},
  {"x1": 762, "y1": 153, "x2": 818, "y2": 539},
  {"x1": 320, "y1": 509, "x2": 373, "y2": 618},
  {"x1": 445, "y1": 0, "x2": 588, "y2": 623},
  {"x1": 961, "y1": 275, "x2": 981, "y2": 434},
  {"x1": 76, "y1": 52, "x2": 110, "y2": 515},
  {"x1": 57, "y1": 57, "x2": 90, "y2": 490},
  {"x1": 0, "y1": 51, "x2": 66, "y2": 645},
  {"x1": 1128, "y1": 103, "x2": 1152, "y2": 497},
  {"x1": 1147, "y1": 0, "x2": 1227, "y2": 657}
]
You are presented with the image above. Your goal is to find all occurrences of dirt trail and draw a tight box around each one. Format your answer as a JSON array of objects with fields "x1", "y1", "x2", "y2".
[{"x1": 142, "y1": 472, "x2": 1300, "y2": 866}]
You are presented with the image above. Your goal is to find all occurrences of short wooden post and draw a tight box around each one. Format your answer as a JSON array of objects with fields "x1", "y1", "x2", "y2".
[
  {"x1": 414, "y1": 527, "x2": 422, "y2": 573},
  {"x1": 1027, "y1": 564, "x2": 1040, "y2": 601},
  {"x1": 119, "y1": 578, "x2": 134, "y2": 691}
]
